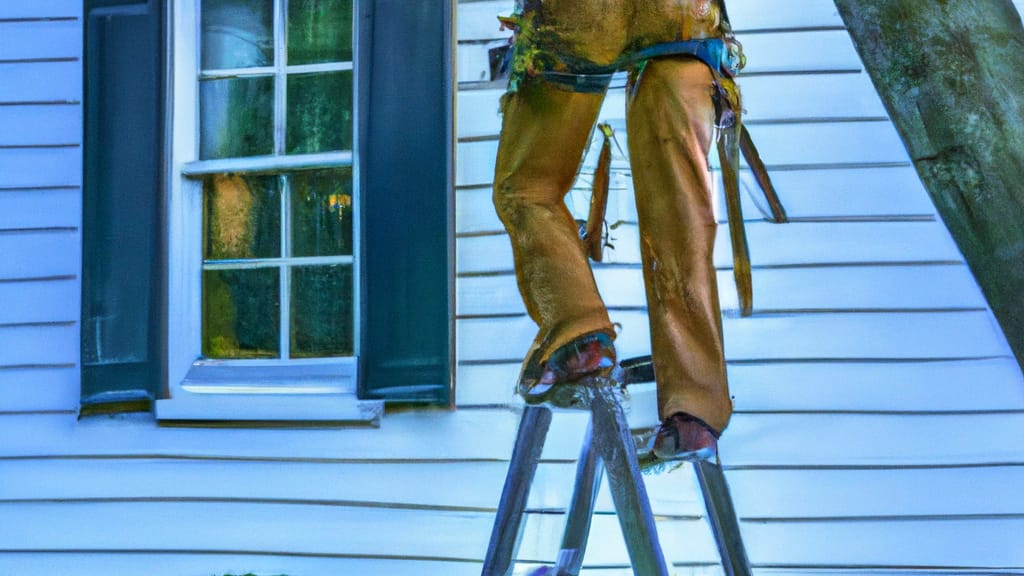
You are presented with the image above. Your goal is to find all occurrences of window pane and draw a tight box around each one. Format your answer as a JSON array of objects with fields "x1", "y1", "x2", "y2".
[
  {"x1": 204, "y1": 268, "x2": 281, "y2": 358},
  {"x1": 290, "y1": 170, "x2": 353, "y2": 257},
  {"x1": 204, "y1": 174, "x2": 281, "y2": 260},
  {"x1": 201, "y1": 0, "x2": 274, "y2": 69},
  {"x1": 290, "y1": 264, "x2": 353, "y2": 358},
  {"x1": 286, "y1": 71, "x2": 352, "y2": 154},
  {"x1": 288, "y1": 0, "x2": 353, "y2": 65},
  {"x1": 200, "y1": 76, "x2": 274, "y2": 159}
]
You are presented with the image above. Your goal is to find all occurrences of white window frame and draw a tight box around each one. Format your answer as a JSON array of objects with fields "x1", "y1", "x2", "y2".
[{"x1": 156, "y1": 0, "x2": 381, "y2": 425}]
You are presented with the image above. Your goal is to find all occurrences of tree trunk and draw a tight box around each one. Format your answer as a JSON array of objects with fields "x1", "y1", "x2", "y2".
[{"x1": 834, "y1": 0, "x2": 1024, "y2": 368}]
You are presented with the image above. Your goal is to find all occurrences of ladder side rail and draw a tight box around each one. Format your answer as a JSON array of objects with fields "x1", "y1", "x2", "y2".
[
  {"x1": 695, "y1": 459, "x2": 753, "y2": 576},
  {"x1": 482, "y1": 406, "x2": 554, "y2": 576},
  {"x1": 555, "y1": 419, "x2": 605, "y2": 576},
  {"x1": 588, "y1": 384, "x2": 671, "y2": 576}
]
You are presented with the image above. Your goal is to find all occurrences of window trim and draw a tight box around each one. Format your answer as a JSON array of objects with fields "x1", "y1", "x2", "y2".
[{"x1": 156, "y1": 0, "x2": 379, "y2": 425}]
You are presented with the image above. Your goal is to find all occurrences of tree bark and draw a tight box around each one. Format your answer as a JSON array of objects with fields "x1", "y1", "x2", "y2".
[{"x1": 834, "y1": 0, "x2": 1024, "y2": 368}]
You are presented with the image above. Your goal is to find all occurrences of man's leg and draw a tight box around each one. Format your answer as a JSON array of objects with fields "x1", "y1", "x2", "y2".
[
  {"x1": 626, "y1": 58, "x2": 732, "y2": 434},
  {"x1": 493, "y1": 78, "x2": 615, "y2": 378}
]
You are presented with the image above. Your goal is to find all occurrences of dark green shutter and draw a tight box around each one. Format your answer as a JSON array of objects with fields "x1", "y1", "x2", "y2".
[
  {"x1": 357, "y1": 0, "x2": 454, "y2": 405},
  {"x1": 81, "y1": 0, "x2": 165, "y2": 413}
]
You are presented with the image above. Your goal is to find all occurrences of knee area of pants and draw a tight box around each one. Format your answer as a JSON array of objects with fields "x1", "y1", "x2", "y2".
[
  {"x1": 492, "y1": 179, "x2": 523, "y2": 222},
  {"x1": 492, "y1": 178, "x2": 559, "y2": 219}
]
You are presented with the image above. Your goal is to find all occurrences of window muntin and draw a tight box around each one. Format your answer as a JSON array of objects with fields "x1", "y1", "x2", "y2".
[{"x1": 192, "y1": 0, "x2": 355, "y2": 363}]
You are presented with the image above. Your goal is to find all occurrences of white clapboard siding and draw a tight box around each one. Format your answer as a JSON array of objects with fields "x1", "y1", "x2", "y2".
[
  {"x1": 0, "y1": 278, "x2": 78, "y2": 324},
  {"x1": 459, "y1": 264, "x2": 986, "y2": 318},
  {"x1": 0, "y1": 230, "x2": 80, "y2": 279},
  {"x1": 4, "y1": 409, "x2": 1020, "y2": 469},
  {"x1": 744, "y1": 519, "x2": 1024, "y2": 568},
  {"x1": 458, "y1": 120, "x2": 908, "y2": 186},
  {"x1": 457, "y1": 166, "x2": 937, "y2": 237},
  {"x1": 0, "y1": 555, "x2": 487, "y2": 576},
  {"x1": 0, "y1": 410, "x2": 589, "y2": 462},
  {"x1": 0, "y1": 1, "x2": 1019, "y2": 574},
  {"x1": 458, "y1": 71, "x2": 887, "y2": 140},
  {"x1": 459, "y1": 310, "x2": 1010, "y2": 364},
  {"x1": 0, "y1": 323, "x2": 77, "y2": 367},
  {"x1": 0, "y1": 20, "x2": 81, "y2": 61},
  {"x1": 726, "y1": 357, "x2": 1024, "y2": 412},
  {"x1": 0, "y1": 105, "x2": 81, "y2": 146},
  {"x1": 0, "y1": 367, "x2": 78, "y2": 412},
  {"x1": 0, "y1": 500, "x2": 719, "y2": 566},
  {"x1": 457, "y1": 220, "x2": 964, "y2": 274},
  {"x1": 457, "y1": 357, "x2": 1024, "y2": 412},
  {"x1": 576, "y1": 121, "x2": 910, "y2": 171},
  {"x1": 0, "y1": 61, "x2": 81, "y2": 103},
  {"x1": 0, "y1": 458, "x2": 708, "y2": 517},
  {"x1": 715, "y1": 166, "x2": 938, "y2": 222},
  {"x1": 0, "y1": 188, "x2": 81, "y2": 230},
  {"x1": 713, "y1": 220, "x2": 962, "y2": 268},
  {"x1": 720, "y1": 412, "x2": 1024, "y2": 468},
  {"x1": 0, "y1": 0, "x2": 79, "y2": 19},
  {"x1": 2, "y1": 485, "x2": 1023, "y2": 568},
  {"x1": 714, "y1": 264, "x2": 986, "y2": 312},
  {"x1": 728, "y1": 466, "x2": 1024, "y2": 519},
  {"x1": 0, "y1": 147, "x2": 81, "y2": 188}
]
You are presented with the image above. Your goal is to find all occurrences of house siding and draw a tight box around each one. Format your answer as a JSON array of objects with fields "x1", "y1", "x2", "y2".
[
  {"x1": 0, "y1": 0, "x2": 82, "y2": 421},
  {"x1": 0, "y1": 1, "x2": 1023, "y2": 575}
]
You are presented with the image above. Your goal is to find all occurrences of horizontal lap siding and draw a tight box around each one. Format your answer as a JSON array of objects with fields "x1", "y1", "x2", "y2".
[
  {"x1": 0, "y1": 0, "x2": 82, "y2": 423},
  {"x1": 0, "y1": 278, "x2": 78, "y2": 324},
  {"x1": 459, "y1": 310, "x2": 1010, "y2": 364},
  {"x1": 0, "y1": 61, "x2": 81, "y2": 103},
  {"x1": 2, "y1": 1, "x2": 1022, "y2": 575},
  {"x1": 0, "y1": 231, "x2": 81, "y2": 279},
  {"x1": 0, "y1": 105, "x2": 81, "y2": 146},
  {"x1": 459, "y1": 265, "x2": 987, "y2": 316},
  {"x1": 0, "y1": 20, "x2": 81, "y2": 61},
  {"x1": 459, "y1": 357, "x2": 1024, "y2": 413},
  {"x1": 0, "y1": 367, "x2": 78, "y2": 412},
  {"x1": 0, "y1": 555, "x2": 486, "y2": 576},
  {"x1": 458, "y1": 72, "x2": 889, "y2": 139},
  {"x1": 458, "y1": 120, "x2": 910, "y2": 186},
  {"x1": 0, "y1": 0, "x2": 79, "y2": 20},
  {"x1": 457, "y1": 220, "x2": 963, "y2": 274},
  {"x1": 6, "y1": 410, "x2": 1022, "y2": 471}
]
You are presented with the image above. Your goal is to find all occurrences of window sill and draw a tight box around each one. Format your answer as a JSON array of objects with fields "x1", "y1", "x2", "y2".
[{"x1": 155, "y1": 392, "x2": 383, "y2": 428}]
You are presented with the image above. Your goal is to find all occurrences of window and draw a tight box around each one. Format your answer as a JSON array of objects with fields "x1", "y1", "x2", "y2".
[
  {"x1": 188, "y1": 0, "x2": 358, "y2": 365},
  {"x1": 83, "y1": 0, "x2": 454, "y2": 421}
]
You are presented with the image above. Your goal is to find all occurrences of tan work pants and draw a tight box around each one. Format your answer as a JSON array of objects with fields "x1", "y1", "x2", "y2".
[{"x1": 493, "y1": 58, "x2": 732, "y2": 433}]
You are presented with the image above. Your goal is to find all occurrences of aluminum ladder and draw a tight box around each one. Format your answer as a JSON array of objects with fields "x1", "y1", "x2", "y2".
[{"x1": 481, "y1": 357, "x2": 752, "y2": 576}]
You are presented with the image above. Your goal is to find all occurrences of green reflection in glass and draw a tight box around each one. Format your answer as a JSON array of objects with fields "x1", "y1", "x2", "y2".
[
  {"x1": 288, "y1": 0, "x2": 353, "y2": 65},
  {"x1": 204, "y1": 268, "x2": 281, "y2": 359},
  {"x1": 286, "y1": 71, "x2": 352, "y2": 155},
  {"x1": 200, "y1": 76, "x2": 274, "y2": 159},
  {"x1": 290, "y1": 170, "x2": 353, "y2": 257},
  {"x1": 290, "y1": 265, "x2": 353, "y2": 358},
  {"x1": 203, "y1": 174, "x2": 281, "y2": 260},
  {"x1": 201, "y1": 0, "x2": 274, "y2": 70}
]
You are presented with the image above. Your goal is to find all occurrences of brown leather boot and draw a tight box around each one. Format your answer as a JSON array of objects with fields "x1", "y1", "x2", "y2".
[
  {"x1": 651, "y1": 411, "x2": 719, "y2": 462},
  {"x1": 517, "y1": 332, "x2": 616, "y2": 408}
]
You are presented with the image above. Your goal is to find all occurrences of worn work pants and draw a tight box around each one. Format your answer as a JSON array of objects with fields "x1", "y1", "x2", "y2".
[{"x1": 493, "y1": 58, "x2": 732, "y2": 433}]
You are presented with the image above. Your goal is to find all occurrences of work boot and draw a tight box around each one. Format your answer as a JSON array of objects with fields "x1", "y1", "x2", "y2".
[
  {"x1": 518, "y1": 332, "x2": 616, "y2": 408},
  {"x1": 651, "y1": 411, "x2": 719, "y2": 462}
]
